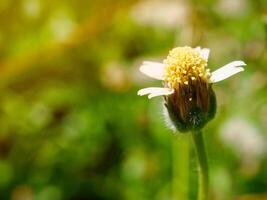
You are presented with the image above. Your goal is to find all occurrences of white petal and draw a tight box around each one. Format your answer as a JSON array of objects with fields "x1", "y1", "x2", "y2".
[
  {"x1": 194, "y1": 47, "x2": 210, "y2": 61},
  {"x1": 139, "y1": 61, "x2": 164, "y2": 80},
  {"x1": 210, "y1": 60, "x2": 246, "y2": 83},
  {"x1": 200, "y1": 48, "x2": 210, "y2": 61},
  {"x1": 194, "y1": 46, "x2": 201, "y2": 51},
  {"x1": 137, "y1": 87, "x2": 174, "y2": 99}
]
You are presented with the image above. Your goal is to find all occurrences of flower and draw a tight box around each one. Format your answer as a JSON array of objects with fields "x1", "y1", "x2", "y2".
[{"x1": 137, "y1": 46, "x2": 246, "y2": 132}]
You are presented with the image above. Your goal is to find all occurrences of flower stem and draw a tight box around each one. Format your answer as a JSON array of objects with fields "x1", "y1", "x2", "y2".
[{"x1": 192, "y1": 130, "x2": 209, "y2": 200}]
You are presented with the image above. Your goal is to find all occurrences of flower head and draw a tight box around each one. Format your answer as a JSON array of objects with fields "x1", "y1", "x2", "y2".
[
  {"x1": 138, "y1": 46, "x2": 246, "y2": 132},
  {"x1": 163, "y1": 47, "x2": 210, "y2": 88}
]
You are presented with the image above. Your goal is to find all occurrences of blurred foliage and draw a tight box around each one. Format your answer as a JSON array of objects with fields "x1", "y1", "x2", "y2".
[{"x1": 0, "y1": 0, "x2": 266, "y2": 199}]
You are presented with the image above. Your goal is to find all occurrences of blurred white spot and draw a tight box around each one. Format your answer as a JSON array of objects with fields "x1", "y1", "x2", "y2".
[
  {"x1": 122, "y1": 149, "x2": 147, "y2": 181},
  {"x1": 131, "y1": 0, "x2": 188, "y2": 28},
  {"x1": 216, "y1": 0, "x2": 249, "y2": 17},
  {"x1": 122, "y1": 149, "x2": 158, "y2": 181},
  {"x1": 100, "y1": 62, "x2": 130, "y2": 92},
  {"x1": 220, "y1": 117, "x2": 266, "y2": 162},
  {"x1": 23, "y1": 0, "x2": 41, "y2": 18},
  {"x1": 48, "y1": 10, "x2": 76, "y2": 41}
]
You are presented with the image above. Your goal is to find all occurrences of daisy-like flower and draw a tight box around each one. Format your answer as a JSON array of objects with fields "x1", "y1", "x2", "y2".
[{"x1": 138, "y1": 46, "x2": 246, "y2": 132}]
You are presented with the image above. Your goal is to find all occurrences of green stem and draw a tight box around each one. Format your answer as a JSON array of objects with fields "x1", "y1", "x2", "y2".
[{"x1": 192, "y1": 130, "x2": 209, "y2": 200}]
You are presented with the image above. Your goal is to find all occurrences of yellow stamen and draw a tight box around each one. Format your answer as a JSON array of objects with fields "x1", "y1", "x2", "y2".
[{"x1": 163, "y1": 46, "x2": 210, "y2": 89}]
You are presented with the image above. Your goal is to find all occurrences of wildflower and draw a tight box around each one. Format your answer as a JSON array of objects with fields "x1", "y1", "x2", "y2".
[{"x1": 138, "y1": 46, "x2": 245, "y2": 132}]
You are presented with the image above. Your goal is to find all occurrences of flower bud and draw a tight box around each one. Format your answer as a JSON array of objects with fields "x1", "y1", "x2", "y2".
[
  {"x1": 162, "y1": 47, "x2": 216, "y2": 132},
  {"x1": 164, "y1": 81, "x2": 216, "y2": 132}
]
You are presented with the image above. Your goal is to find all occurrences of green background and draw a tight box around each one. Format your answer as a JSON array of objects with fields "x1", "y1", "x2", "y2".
[{"x1": 0, "y1": 0, "x2": 266, "y2": 199}]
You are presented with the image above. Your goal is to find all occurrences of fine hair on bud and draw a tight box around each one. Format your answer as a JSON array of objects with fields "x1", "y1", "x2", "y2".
[{"x1": 163, "y1": 80, "x2": 216, "y2": 133}]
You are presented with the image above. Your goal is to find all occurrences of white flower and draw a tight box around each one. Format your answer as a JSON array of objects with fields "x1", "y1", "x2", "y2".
[{"x1": 137, "y1": 46, "x2": 246, "y2": 99}]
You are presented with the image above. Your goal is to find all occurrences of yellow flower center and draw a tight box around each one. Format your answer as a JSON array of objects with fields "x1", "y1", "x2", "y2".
[{"x1": 163, "y1": 46, "x2": 210, "y2": 89}]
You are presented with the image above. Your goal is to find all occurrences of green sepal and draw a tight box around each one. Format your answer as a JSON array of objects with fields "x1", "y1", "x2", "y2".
[{"x1": 207, "y1": 89, "x2": 216, "y2": 120}]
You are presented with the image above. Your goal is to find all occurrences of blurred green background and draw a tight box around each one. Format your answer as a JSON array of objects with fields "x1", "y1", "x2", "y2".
[{"x1": 0, "y1": 0, "x2": 266, "y2": 199}]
